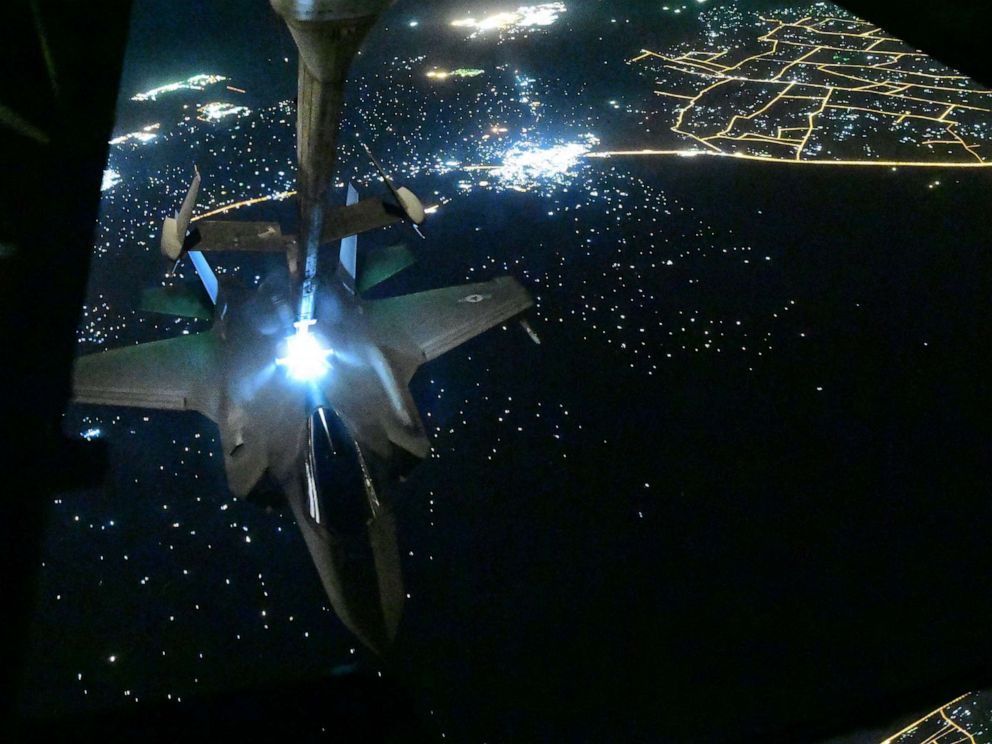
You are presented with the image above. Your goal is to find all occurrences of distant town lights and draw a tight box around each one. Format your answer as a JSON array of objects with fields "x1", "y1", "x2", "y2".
[
  {"x1": 109, "y1": 123, "x2": 161, "y2": 146},
  {"x1": 197, "y1": 102, "x2": 250, "y2": 122},
  {"x1": 451, "y1": 3, "x2": 566, "y2": 38},
  {"x1": 426, "y1": 68, "x2": 485, "y2": 80},
  {"x1": 101, "y1": 169, "x2": 122, "y2": 192},
  {"x1": 131, "y1": 74, "x2": 226, "y2": 102},
  {"x1": 493, "y1": 135, "x2": 598, "y2": 187}
]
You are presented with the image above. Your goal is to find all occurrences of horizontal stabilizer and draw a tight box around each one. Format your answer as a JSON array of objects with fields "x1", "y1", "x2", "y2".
[
  {"x1": 72, "y1": 332, "x2": 219, "y2": 416},
  {"x1": 191, "y1": 220, "x2": 292, "y2": 253},
  {"x1": 140, "y1": 286, "x2": 213, "y2": 319},
  {"x1": 357, "y1": 243, "x2": 415, "y2": 294},
  {"x1": 322, "y1": 197, "x2": 404, "y2": 245},
  {"x1": 368, "y1": 276, "x2": 533, "y2": 366}
]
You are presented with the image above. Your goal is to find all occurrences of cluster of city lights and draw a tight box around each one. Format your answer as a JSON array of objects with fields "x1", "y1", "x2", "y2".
[
  {"x1": 625, "y1": 9, "x2": 992, "y2": 166},
  {"x1": 101, "y1": 169, "x2": 122, "y2": 192},
  {"x1": 425, "y1": 68, "x2": 485, "y2": 80},
  {"x1": 492, "y1": 134, "x2": 598, "y2": 188},
  {"x1": 131, "y1": 74, "x2": 227, "y2": 102},
  {"x1": 196, "y1": 102, "x2": 252, "y2": 122},
  {"x1": 109, "y1": 123, "x2": 161, "y2": 146},
  {"x1": 450, "y1": 3, "x2": 566, "y2": 39}
]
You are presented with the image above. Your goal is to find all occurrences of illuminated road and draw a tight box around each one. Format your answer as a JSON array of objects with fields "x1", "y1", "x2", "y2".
[
  {"x1": 880, "y1": 693, "x2": 979, "y2": 744},
  {"x1": 585, "y1": 148, "x2": 992, "y2": 167},
  {"x1": 191, "y1": 190, "x2": 441, "y2": 223},
  {"x1": 191, "y1": 191, "x2": 296, "y2": 222},
  {"x1": 617, "y1": 14, "x2": 992, "y2": 167}
]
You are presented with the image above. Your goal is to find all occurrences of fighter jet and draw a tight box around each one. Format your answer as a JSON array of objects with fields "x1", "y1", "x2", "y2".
[{"x1": 70, "y1": 0, "x2": 535, "y2": 654}]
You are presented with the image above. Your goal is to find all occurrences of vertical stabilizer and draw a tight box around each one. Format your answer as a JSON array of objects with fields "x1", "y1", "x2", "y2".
[
  {"x1": 188, "y1": 251, "x2": 218, "y2": 305},
  {"x1": 337, "y1": 182, "x2": 360, "y2": 291},
  {"x1": 176, "y1": 165, "x2": 201, "y2": 240}
]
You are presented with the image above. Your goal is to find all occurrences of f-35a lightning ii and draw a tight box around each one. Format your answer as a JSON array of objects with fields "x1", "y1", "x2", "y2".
[{"x1": 71, "y1": 0, "x2": 535, "y2": 655}]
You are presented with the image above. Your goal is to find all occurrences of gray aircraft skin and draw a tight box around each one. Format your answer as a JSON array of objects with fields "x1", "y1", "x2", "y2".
[{"x1": 71, "y1": 0, "x2": 535, "y2": 655}]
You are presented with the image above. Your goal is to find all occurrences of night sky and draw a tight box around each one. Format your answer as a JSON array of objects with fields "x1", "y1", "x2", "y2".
[{"x1": 18, "y1": 1, "x2": 992, "y2": 741}]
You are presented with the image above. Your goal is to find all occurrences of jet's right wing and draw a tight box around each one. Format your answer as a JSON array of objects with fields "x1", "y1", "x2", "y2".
[
  {"x1": 72, "y1": 332, "x2": 219, "y2": 417},
  {"x1": 322, "y1": 196, "x2": 404, "y2": 245},
  {"x1": 367, "y1": 276, "x2": 533, "y2": 365}
]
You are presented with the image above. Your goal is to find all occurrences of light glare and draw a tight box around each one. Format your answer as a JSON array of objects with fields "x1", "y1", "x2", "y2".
[{"x1": 277, "y1": 321, "x2": 333, "y2": 382}]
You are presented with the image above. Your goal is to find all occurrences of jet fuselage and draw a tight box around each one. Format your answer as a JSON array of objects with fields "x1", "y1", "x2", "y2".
[{"x1": 194, "y1": 271, "x2": 414, "y2": 652}]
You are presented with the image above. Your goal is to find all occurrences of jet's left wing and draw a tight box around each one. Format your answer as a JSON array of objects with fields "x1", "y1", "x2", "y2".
[
  {"x1": 191, "y1": 220, "x2": 292, "y2": 253},
  {"x1": 72, "y1": 333, "x2": 219, "y2": 417},
  {"x1": 367, "y1": 276, "x2": 533, "y2": 365}
]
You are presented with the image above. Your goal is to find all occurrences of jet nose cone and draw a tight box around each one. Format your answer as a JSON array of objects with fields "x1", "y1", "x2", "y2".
[
  {"x1": 313, "y1": 508, "x2": 405, "y2": 655},
  {"x1": 286, "y1": 475, "x2": 405, "y2": 655}
]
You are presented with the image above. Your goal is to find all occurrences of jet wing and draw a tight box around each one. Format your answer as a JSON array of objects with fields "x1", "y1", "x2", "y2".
[
  {"x1": 367, "y1": 276, "x2": 533, "y2": 364},
  {"x1": 190, "y1": 220, "x2": 290, "y2": 252},
  {"x1": 71, "y1": 332, "x2": 219, "y2": 416}
]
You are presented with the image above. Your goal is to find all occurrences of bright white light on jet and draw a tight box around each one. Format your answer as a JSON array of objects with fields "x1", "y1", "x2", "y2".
[
  {"x1": 492, "y1": 135, "x2": 597, "y2": 187},
  {"x1": 451, "y1": 3, "x2": 566, "y2": 38},
  {"x1": 101, "y1": 169, "x2": 122, "y2": 192},
  {"x1": 277, "y1": 321, "x2": 333, "y2": 382},
  {"x1": 82, "y1": 428, "x2": 102, "y2": 441}
]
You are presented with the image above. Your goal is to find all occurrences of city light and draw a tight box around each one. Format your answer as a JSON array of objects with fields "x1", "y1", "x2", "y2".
[
  {"x1": 109, "y1": 123, "x2": 161, "y2": 146},
  {"x1": 426, "y1": 68, "x2": 485, "y2": 80},
  {"x1": 493, "y1": 136, "x2": 597, "y2": 187},
  {"x1": 625, "y1": 13, "x2": 992, "y2": 167},
  {"x1": 101, "y1": 169, "x2": 121, "y2": 192},
  {"x1": 451, "y1": 3, "x2": 566, "y2": 39},
  {"x1": 131, "y1": 74, "x2": 227, "y2": 102},
  {"x1": 196, "y1": 102, "x2": 251, "y2": 122},
  {"x1": 277, "y1": 321, "x2": 333, "y2": 382}
]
